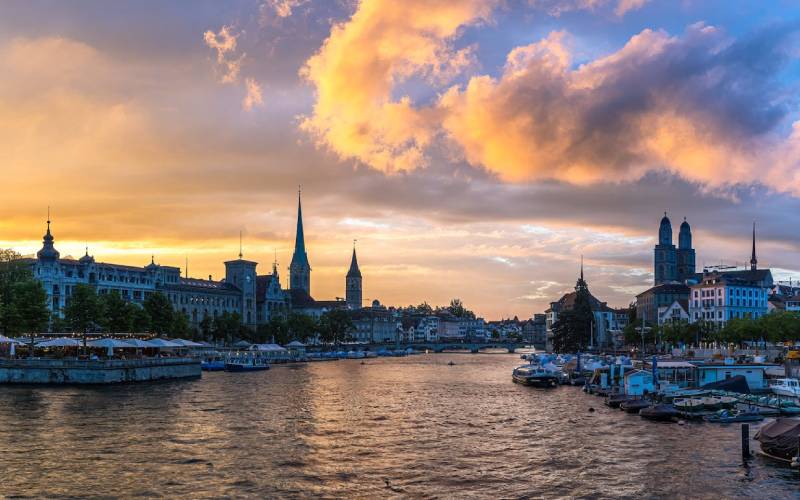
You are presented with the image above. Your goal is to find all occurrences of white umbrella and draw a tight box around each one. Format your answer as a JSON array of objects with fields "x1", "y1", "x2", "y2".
[
  {"x1": 88, "y1": 339, "x2": 135, "y2": 357},
  {"x1": 36, "y1": 337, "x2": 80, "y2": 348},
  {"x1": 144, "y1": 338, "x2": 182, "y2": 348},
  {"x1": 0, "y1": 335, "x2": 19, "y2": 344},
  {"x1": 171, "y1": 338, "x2": 203, "y2": 347},
  {"x1": 125, "y1": 339, "x2": 154, "y2": 348}
]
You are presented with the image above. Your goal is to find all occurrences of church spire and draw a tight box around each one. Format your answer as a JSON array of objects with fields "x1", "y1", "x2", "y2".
[
  {"x1": 289, "y1": 187, "x2": 311, "y2": 293},
  {"x1": 580, "y1": 254, "x2": 584, "y2": 281},
  {"x1": 347, "y1": 241, "x2": 361, "y2": 278},
  {"x1": 750, "y1": 221, "x2": 757, "y2": 271}
]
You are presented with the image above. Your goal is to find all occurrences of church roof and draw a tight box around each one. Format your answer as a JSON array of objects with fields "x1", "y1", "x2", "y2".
[
  {"x1": 636, "y1": 283, "x2": 690, "y2": 298},
  {"x1": 255, "y1": 273, "x2": 279, "y2": 299},
  {"x1": 289, "y1": 192, "x2": 311, "y2": 270},
  {"x1": 347, "y1": 248, "x2": 361, "y2": 278}
]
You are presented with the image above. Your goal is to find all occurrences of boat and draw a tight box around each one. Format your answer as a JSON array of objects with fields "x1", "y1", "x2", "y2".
[
  {"x1": 770, "y1": 378, "x2": 800, "y2": 398},
  {"x1": 659, "y1": 389, "x2": 708, "y2": 403},
  {"x1": 639, "y1": 404, "x2": 680, "y2": 422},
  {"x1": 201, "y1": 358, "x2": 226, "y2": 371},
  {"x1": 673, "y1": 398, "x2": 705, "y2": 412},
  {"x1": 224, "y1": 356, "x2": 270, "y2": 372},
  {"x1": 512, "y1": 365, "x2": 560, "y2": 388},
  {"x1": 754, "y1": 418, "x2": 800, "y2": 463},
  {"x1": 704, "y1": 409, "x2": 764, "y2": 424},
  {"x1": 701, "y1": 396, "x2": 723, "y2": 411},
  {"x1": 620, "y1": 399, "x2": 650, "y2": 413},
  {"x1": 605, "y1": 394, "x2": 634, "y2": 408},
  {"x1": 718, "y1": 396, "x2": 738, "y2": 409}
]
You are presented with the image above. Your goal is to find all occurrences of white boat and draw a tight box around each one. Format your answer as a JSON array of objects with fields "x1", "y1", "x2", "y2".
[{"x1": 770, "y1": 378, "x2": 800, "y2": 398}]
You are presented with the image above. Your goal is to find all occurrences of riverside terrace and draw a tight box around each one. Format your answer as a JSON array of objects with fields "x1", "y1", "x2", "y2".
[{"x1": 332, "y1": 341, "x2": 530, "y2": 353}]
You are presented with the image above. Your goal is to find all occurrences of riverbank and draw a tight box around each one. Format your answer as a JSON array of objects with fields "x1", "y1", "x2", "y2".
[{"x1": 0, "y1": 357, "x2": 201, "y2": 384}]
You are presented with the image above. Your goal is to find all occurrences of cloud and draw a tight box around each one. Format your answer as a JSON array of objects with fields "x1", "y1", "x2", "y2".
[
  {"x1": 203, "y1": 25, "x2": 243, "y2": 83},
  {"x1": 300, "y1": 0, "x2": 496, "y2": 173},
  {"x1": 614, "y1": 0, "x2": 649, "y2": 16},
  {"x1": 242, "y1": 77, "x2": 264, "y2": 110},
  {"x1": 261, "y1": 0, "x2": 309, "y2": 19},
  {"x1": 303, "y1": 9, "x2": 800, "y2": 194}
]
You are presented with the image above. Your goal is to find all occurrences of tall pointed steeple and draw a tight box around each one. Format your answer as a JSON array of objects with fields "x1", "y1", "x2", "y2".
[
  {"x1": 36, "y1": 209, "x2": 60, "y2": 262},
  {"x1": 346, "y1": 240, "x2": 362, "y2": 309},
  {"x1": 750, "y1": 222, "x2": 757, "y2": 271},
  {"x1": 289, "y1": 188, "x2": 311, "y2": 294},
  {"x1": 580, "y1": 254, "x2": 584, "y2": 281}
]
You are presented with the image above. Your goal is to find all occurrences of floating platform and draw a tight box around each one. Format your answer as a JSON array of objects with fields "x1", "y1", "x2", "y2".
[{"x1": 0, "y1": 357, "x2": 201, "y2": 384}]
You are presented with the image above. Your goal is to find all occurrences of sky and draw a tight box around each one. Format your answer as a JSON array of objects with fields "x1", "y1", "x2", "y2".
[{"x1": 2, "y1": 0, "x2": 800, "y2": 319}]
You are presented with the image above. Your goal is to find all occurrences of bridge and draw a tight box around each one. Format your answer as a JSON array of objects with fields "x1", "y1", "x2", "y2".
[{"x1": 362, "y1": 342, "x2": 531, "y2": 354}]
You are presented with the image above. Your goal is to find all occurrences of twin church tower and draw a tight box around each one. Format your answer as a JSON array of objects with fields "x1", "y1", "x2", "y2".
[
  {"x1": 288, "y1": 192, "x2": 363, "y2": 310},
  {"x1": 654, "y1": 213, "x2": 696, "y2": 285}
]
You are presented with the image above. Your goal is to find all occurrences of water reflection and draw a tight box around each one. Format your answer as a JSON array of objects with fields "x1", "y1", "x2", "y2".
[{"x1": 0, "y1": 354, "x2": 797, "y2": 497}]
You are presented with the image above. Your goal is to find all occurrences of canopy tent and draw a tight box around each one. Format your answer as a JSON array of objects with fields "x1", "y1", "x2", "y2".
[
  {"x1": 144, "y1": 338, "x2": 182, "y2": 348},
  {"x1": 124, "y1": 339, "x2": 154, "y2": 348},
  {"x1": 249, "y1": 343, "x2": 288, "y2": 352},
  {"x1": 36, "y1": 337, "x2": 81, "y2": 348},
  {"x1": 0, "y1": 335, "x2": 20, "y2": 344},
  {"x1": 286, "y1": 341, "x2": 305, "y2": 347},
  {"x1": 88, "y1": 339, "x2": 135, "y2": 349},
  {"x1": 232, "y1": 340, "x2": 251, "y2": 348},
  {"x1": 171, "y1": 338, "x2": 204, "y2": 347}
]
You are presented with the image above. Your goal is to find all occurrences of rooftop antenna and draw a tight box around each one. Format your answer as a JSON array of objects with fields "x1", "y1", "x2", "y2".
[{"x1": 185, "y1": 255, "x2": 188, "y2": 278}]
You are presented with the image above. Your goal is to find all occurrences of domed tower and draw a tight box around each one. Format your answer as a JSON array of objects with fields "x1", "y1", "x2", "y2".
[
  {"x1": 36, "y1": 218, "x2": 60, "y2": 263},
  {"x1": 654, "y1": 212, "x2": 677, "y2": 285},
  {"x1": 345, "y1": 244, "x2": 362, "y2": 310},
  {"x1": 676, "y1": 218, "x2": 696, "y2": 281}
]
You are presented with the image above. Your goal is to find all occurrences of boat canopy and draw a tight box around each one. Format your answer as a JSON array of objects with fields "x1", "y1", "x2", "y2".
[{"x1": 755, "y1": 418, "x2": 800, "y2": 461}]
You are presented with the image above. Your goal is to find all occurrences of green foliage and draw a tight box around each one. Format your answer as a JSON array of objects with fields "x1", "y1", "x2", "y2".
[
  {"x1": 143, "y1": 292, "x2": 174, "y2": 335},
  {"x1": 0, "y1": 249, "x2": 38, "y2": 334},
  {"x1": 551, "y1": 276, "x2": 594, "y2": 353},
  {"x1": 63, "y1": 284, "x2": 103, "y2": 333},
  {"x1": 99, "y1": 291, "x2": 139, "y2": 333},
  {"x1": 211, "y1": 311, "x2": 241, "y2": 343},
  {"x1": 287, "y1": 313, "x2": 318, "y2": 343},
  {"x1": 256, "y1": 315, "x2": 290, "y2": 344},
  {"x1": 318, "y1": 309, "x2": 354, "y2": 344},
  {"x1": 5, "y1": 280, "x2": 50, "y2": 335},
  {"x1": 661, "y1": 320, "x2": 694, "y2": 345},
  {"x1": 446, "y1": 299, "x2": 476, "y2": 319}
]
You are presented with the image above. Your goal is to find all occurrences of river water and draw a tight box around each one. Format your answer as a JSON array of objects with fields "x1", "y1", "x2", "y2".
[{"x1": 0, "y1": 353, "x2": 798, "y2": 498}]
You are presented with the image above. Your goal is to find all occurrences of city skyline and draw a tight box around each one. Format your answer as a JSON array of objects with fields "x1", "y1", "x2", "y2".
[{"x1": 3, "y1": 1, "x2": 800, "y2": 318}]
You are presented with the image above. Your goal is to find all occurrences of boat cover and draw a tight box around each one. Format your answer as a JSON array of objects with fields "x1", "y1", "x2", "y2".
[
  {"x1": 754, "y1": 418, "x2": 800, "y2": 461},
  {"x1": 701, "y1": 375, "x2": 750, "y2": 394}
]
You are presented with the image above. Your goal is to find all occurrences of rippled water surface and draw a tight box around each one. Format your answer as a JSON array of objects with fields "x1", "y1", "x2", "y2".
[{"x1": 1, "y1": 354, "x2": 798, "y2": 498}]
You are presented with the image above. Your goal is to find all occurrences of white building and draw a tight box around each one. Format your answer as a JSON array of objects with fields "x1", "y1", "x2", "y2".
[{"x1": 688, "y1": 269, "x2": 772, "y2": 327}]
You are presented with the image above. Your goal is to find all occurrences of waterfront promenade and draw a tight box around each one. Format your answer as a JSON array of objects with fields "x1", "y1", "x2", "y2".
[{"x1": 0, "y1": 357, "x2": 200, "y2": 384}]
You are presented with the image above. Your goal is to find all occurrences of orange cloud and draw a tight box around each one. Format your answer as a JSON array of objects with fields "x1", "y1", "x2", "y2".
[{"x1": 300, "y1": 0, "x2": 495, "y2": 173}]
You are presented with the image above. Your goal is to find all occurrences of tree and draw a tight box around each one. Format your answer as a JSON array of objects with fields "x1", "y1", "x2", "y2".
[
  {"x1": 319, "y1": 309, "x2": 354, "y2": 344},
  {"x1": 258, "y1": 316, "x2": 290, "y2": 345},
  {"x1": 199, "y1": 316, "x2": 214, "y2": 341},
  {"x1": 0, "y1": 249, "x2": 35, "y2": 335},
  {"x1": 170, "y1": 311, "x2": 190, "y2": 338},
  {"x1": 143, "y1": 292, "x2": 174, "y2": 335},
  {"x1": 63, "y1": 284, "x2": 104, "y2": 334},
  {"x1": 100, "y1": 291, "x2": 135, "y2": 333},
  {"x1": 5, "y1": 280, "x2": 49, "y2": 335},
  {"x1": 551, "y1": 275, "x2": 594, "y2": 353},
  {"x1": 131, "y1": 306, "x2": 151, "y2": 333},
  {"x1": 415, "y1": 302, "x2": 433, "y2": 315},
  {"x1": 212, "y1": 311, "x2": 241, "y2": 343},
  {"x1": 287, "y1": 313, "x2": 318, "y2": 343},
  {"x1": 447, "y1": 299, "x2": 476, "y2": 319}
]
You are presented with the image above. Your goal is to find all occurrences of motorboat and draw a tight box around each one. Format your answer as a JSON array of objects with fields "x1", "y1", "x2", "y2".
[
  {"x1": 701, "y1": 397, "x2": 723, "y2": 411},
  {"x1": 718, "y1": 396, "x2": 738, "y2": 409},
  {"x1": 201, "y1": 357, "x2": 226, "y2": 371},
  {"x1": 620, "y1": 399, "x2": 650, "y2": 413},
  {"x1": 605, "y1": 394, "x2": 635, "y2": 408},
  {"x1": 673, "y1": 398, "x2": 705, "y2": 412},
  {"x1": 224, "y1": 355, "x2": 270, "y2": 372},
  {"x1": 639, "y1": 404, "x2": 680, "y2": 422},
  {"x1": 755, "y1": 418, "x2": 800, "y2": 463},
  {"x1": 704, "y1": 409, "x2": 764, "y2": 424},
  {"x1": 770, "y1": 378, "x2": 800, "y2": 398},
  {"x1": 512, "y1": 365, "x2": 560, "y2": 388}
]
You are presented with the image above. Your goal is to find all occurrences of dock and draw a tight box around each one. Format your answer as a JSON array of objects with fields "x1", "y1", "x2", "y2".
[{"x1": 0, "y1": 357, "x2": 201, "y2": 384}]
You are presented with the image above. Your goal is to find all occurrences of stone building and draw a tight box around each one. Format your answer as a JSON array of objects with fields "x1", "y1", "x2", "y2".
[{"x1": 654, "y1": 213, "x2": 696, "y2": 285}]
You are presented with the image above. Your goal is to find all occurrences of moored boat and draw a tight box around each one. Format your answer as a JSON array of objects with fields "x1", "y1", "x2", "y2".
[
  {"x1": 224, "y1": 356, "x2": 270, "y2": 372},
  {"x1": 754, "y1": 418, "x2": 800, "y2": 463},
  {"x1": 770, "y1": 378, "x2": 800, "y2": 398},
  {"x1": 512, "y1": 365, "x2": 560, "y2": 388},
  {"x1": 605, "y1": 394, "x2": 633, "y2": 408},
  {"x1": 673, "y1": 398, "x2": 704, "y2": 412},
  {"x1": 620, "y1": 399, "x2": 650, "y2": 413},
  {"x1": 701, "y1": 397, "x2": 722, "y2": 411},
  {"x1": 639, "y1": 404, "x2": 680, "y2": 422},
  {"x1": 201, "y1": 359, "x2": 226, "y2": 371},
  {"x1": 704, "y1": 409, "x2": 764, "y2": 424}
]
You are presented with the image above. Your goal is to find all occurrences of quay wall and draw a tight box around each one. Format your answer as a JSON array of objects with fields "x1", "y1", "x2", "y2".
[{"x1": 0, "y1": 358, "x2": 201, "y2": 384}]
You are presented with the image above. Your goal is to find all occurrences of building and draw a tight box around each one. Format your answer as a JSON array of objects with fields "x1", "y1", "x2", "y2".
[
  {"x1": 636, "y1": 283, "x2": 690, "y2": 326},
  {"x1": 658, "y1": 300, "x2": 689, "y2": 325},
  {"x1": 544, "y1": 262, "x2": 621, "y2": 350},
  {"x1": 654, "y1": 214, "x2": 696, "y2": 285},
  {"x1": 523, "y1": 314, "x2": 547, "y2": 347},
  {"x1": 256, "y1": 262, "x2": 288, "y2": 324},
  {"x1": 23, "y1": 218, "x2": 249, "y2": 330},
  {"x1": 345, "y1": 245, "x2": 362, "y2": 310},
  {"x1": 350, "y1": 300, "x2": 400, "y2": 343},
  {"x1": 688, "y1": 227, "x2": 772, "y2": 327}
]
